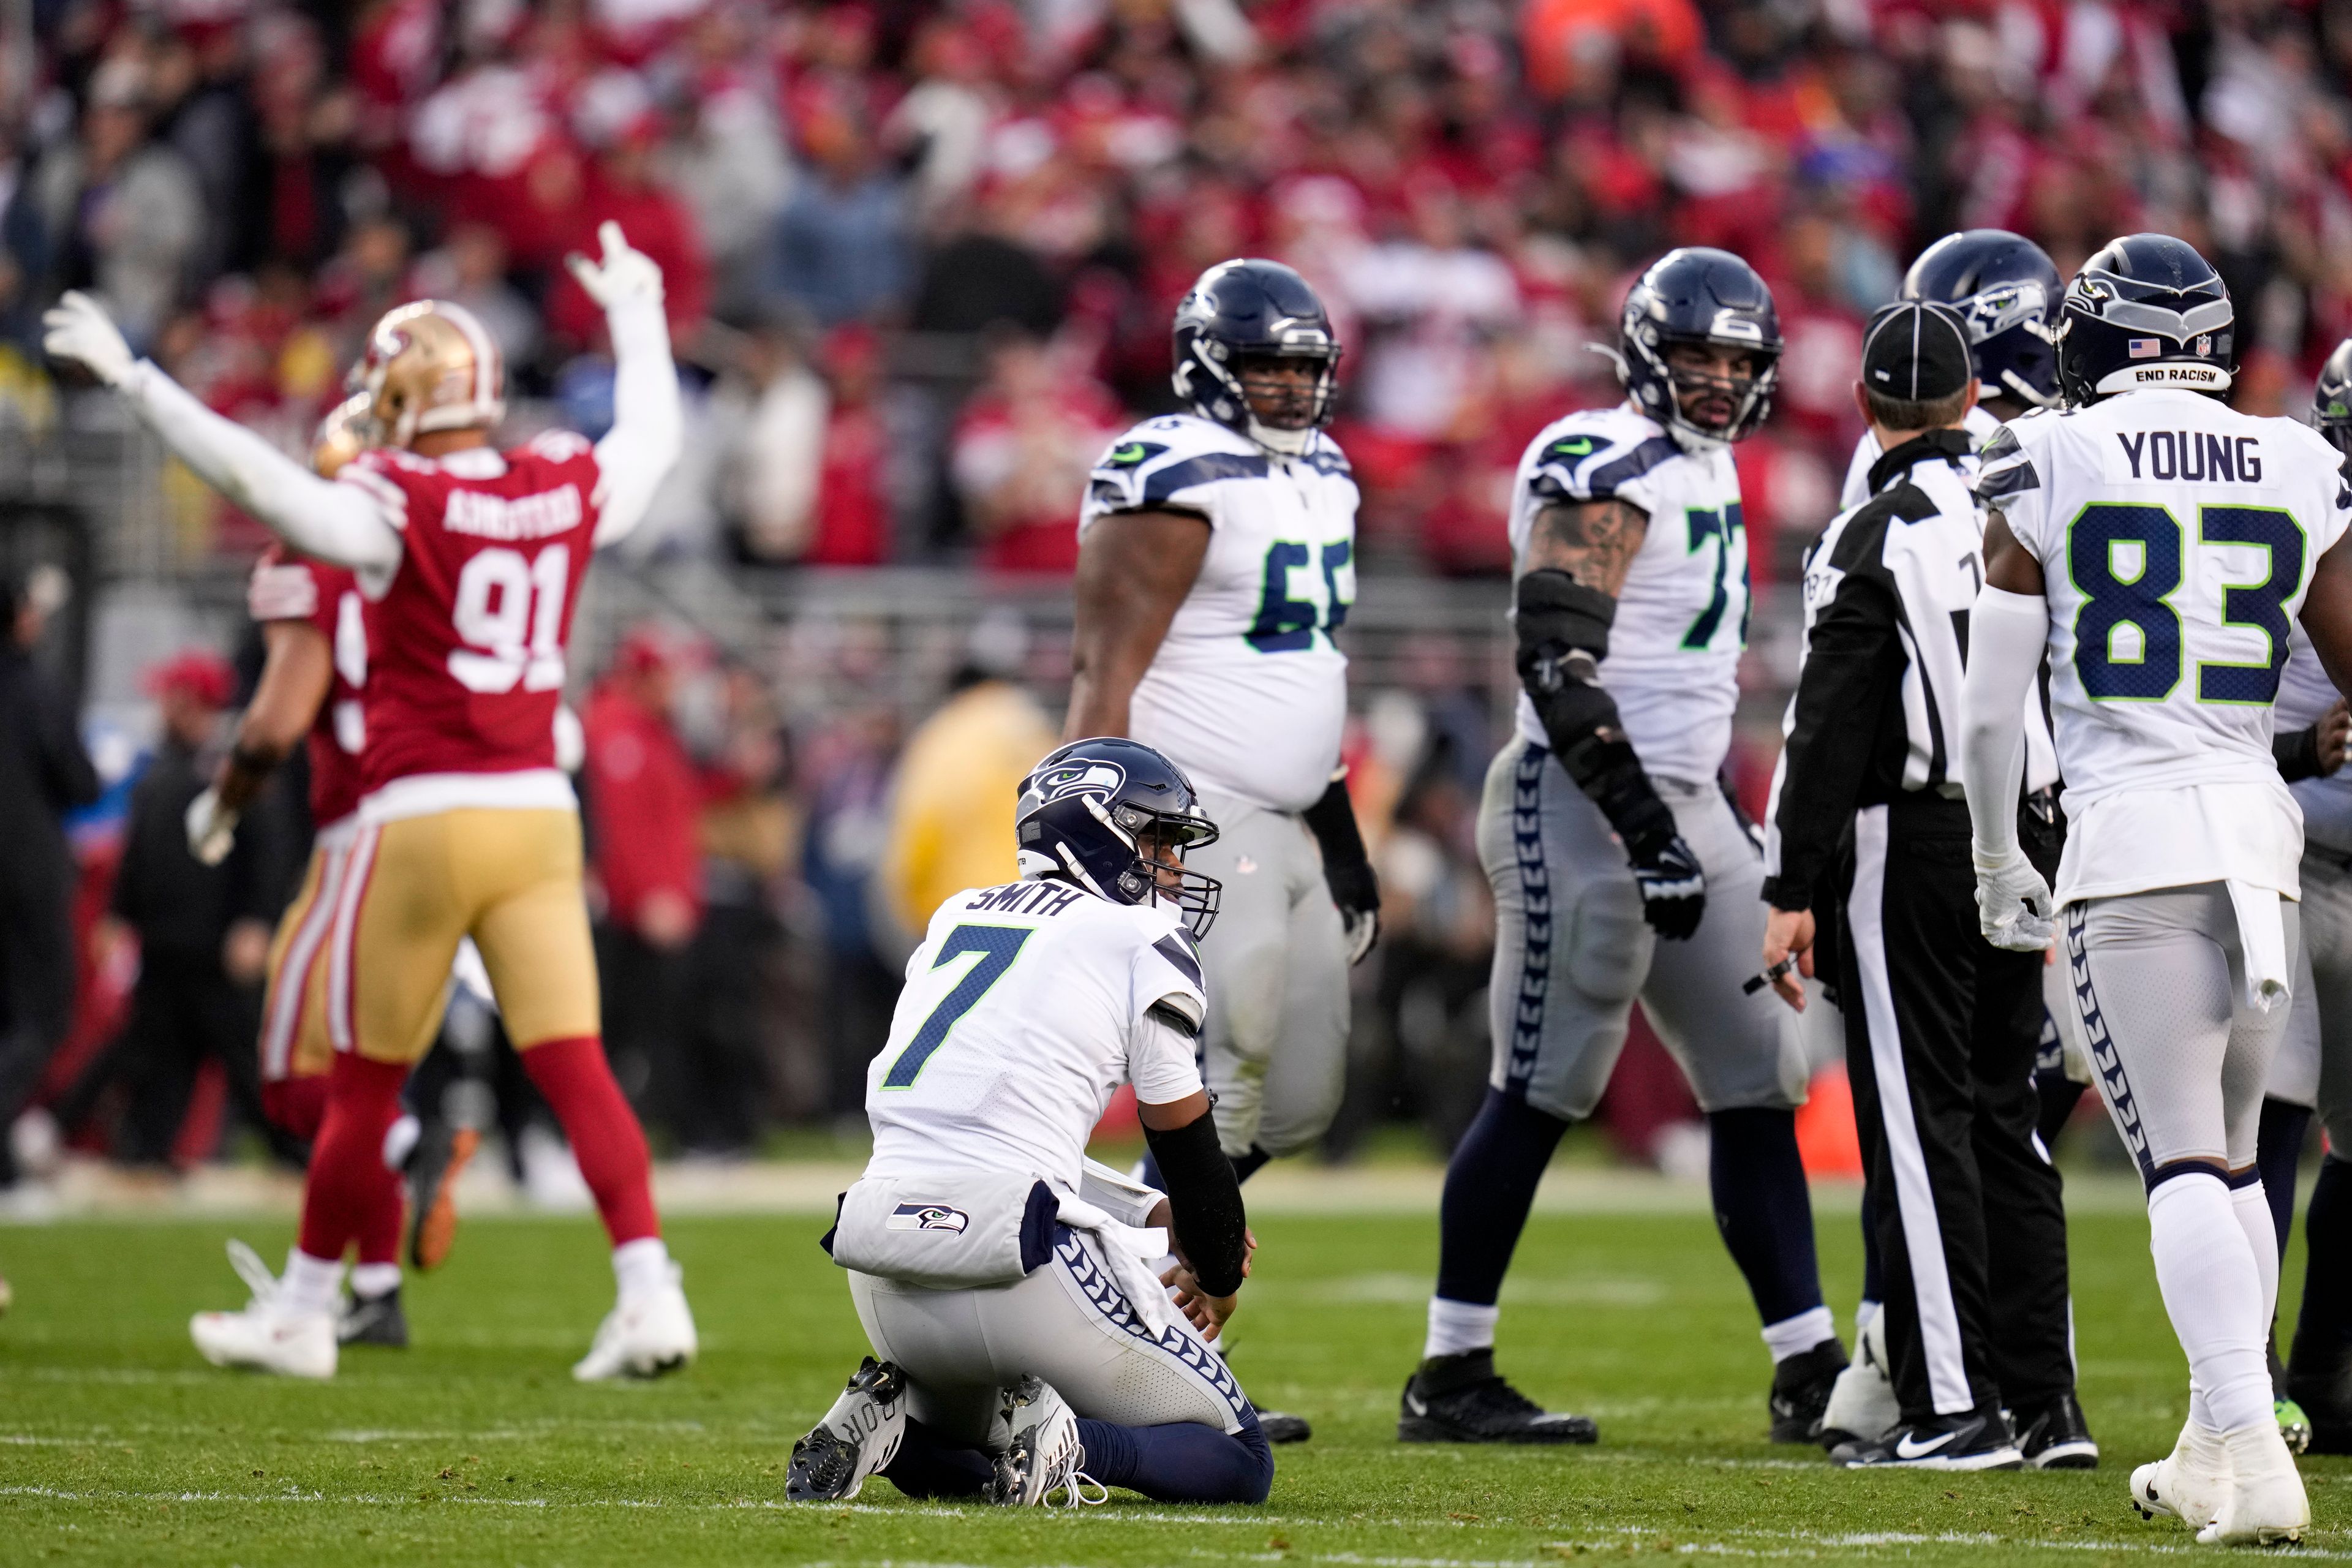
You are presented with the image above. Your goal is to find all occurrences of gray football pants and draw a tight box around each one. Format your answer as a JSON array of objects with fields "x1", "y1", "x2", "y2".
[
  {"x1": 1191, "y1": 791, "x2": 1349, "y2": 1159},
  {"x1": 1477, "y1": 737, "x2": 1809, "y2": 1120},
  {"x1": 2068, "y1": 883, "x2": 2299, "y2": 1182},
  {"x1": 2267, "y1": 853, "x2": 2352, "y2": 1151},
  {"x1": 846, "y1": 1227, "x2": 1252, "y2": 1444}
]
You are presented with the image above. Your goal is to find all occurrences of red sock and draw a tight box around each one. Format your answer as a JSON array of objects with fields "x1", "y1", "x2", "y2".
[
  {"x1": 356, "y1": 1150, "x2": 403, "y2": 1267},
  {"x1": 521, "y1": 1035, "x2": 660, "y2": 1246},
  {"x1": 262, "y1": 1076, "x2": 328, "y2": 1142},
  {"x1": 296, "y1": 1053, "x2": 410, "y2": 1262}
]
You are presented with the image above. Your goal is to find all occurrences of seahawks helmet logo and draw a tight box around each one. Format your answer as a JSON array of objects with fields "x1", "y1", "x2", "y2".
[
  {"x1": 1023, "y1": 761, "x2": 1125, "y2": 813},
  {"x1": 886, "y1": 1203, "x2": 970, "y2": 1234},
  {"x1": 1957, "y1": 282, "x2": 2048, "y2": 343}
]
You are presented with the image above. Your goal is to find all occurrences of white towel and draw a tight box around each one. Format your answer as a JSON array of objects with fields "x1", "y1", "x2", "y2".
[
  {"x1": 1056, "y1": 1193, "x2": 1177, "y2": 1338},
  {"x1": 2226, "y1": 880, "x2": 2293, "y2": 1014}
]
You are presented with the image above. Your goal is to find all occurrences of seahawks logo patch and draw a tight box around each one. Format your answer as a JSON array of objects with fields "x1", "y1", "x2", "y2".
[
  {"x1": 1102, "y1": 440, "x2": 1167, "y2": 470},
  {"x1": 887, "y1": 1203, "x2": 970, "y2": 1233}
]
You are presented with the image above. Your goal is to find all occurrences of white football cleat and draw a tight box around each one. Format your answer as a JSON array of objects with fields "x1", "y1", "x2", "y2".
[
  {"x1": 786, "y1": 1357, "x2": 907, "y2": 1501},
  {"x1": 189, "y1": 1240, "x2": 336, "y2": 1380},
  {"x1": 571, "y1": 1264, "x2": 697, "y2": 1381},
  {"x1": 2196, "y1": 1422, "x2": 2307, "y2": 1547},
  {"x1": 987, "y1": 1376, "x2": 1106, "y2": 1507},
  {"x1": 1820, "y1": 1308, "x2": 1899, "y2": 1448},
  {"x1": 2130, "y1": 1419, "x2": 2231, "y2": 1531}
]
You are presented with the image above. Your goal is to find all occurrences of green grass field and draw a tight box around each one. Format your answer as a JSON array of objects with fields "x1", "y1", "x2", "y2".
[{"x1": 4, "y1": 1189, "x2": 2348, "y2": 1566}]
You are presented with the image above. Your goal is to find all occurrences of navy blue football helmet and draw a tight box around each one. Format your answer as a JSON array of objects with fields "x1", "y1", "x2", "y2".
[
  {"x1": 1016, "y1": 737, "x2": 1221, "y2": 938},
  {"x1": 2054, "y1": 234, "x2": 2236, "y2": 407},
  {"x1": 1172, "y1": 259, "x2": 1341, "y2": 444},
  {"x1": 1618, "y1": 247, "x2": 1782, "y2": 450},
  {"x1": 2316, "y1": 338, "x2": 2352, "y2": 458},
  {"x1": 1901, "y1": 229, "x2": 2062, "y2": 409}
]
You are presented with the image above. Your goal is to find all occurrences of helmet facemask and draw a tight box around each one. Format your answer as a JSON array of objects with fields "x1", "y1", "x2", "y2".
[
  {"x1": 1629, "y1": 329, "x2": 1777, "y2": 451},
  {"x1": 1178, "y1": 338, "x2": 1340, "y2": 457}
]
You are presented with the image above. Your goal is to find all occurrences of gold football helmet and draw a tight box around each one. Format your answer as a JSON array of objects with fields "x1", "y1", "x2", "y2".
[
  {"x1": 310, "y1": 391, "x2": 374, "y2": 478},
  {"x1": 351, "y1": 300, "x2": 505, "y2": 449}
]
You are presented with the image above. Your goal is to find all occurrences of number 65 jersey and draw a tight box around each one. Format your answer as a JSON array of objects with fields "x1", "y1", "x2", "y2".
[
  {"x1": 1080, "y1": 413, "x2": 1357, "y2": 814},
  {"x1": 863, "y1": 879, "x2": 1210, "y2": 1197},
  {"x1": 1977, "y1": 390, "x2": 2352, "y2": 902},
  {"x1": 336, "y1": 433, "x2": 601, "y2": 818}
]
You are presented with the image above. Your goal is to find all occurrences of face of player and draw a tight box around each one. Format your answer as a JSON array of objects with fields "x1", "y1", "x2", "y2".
[
  {"x1": 1665, "y1": 341, "x2": 1762, "y2": 437},
  {"x1": 1135, "y1": 823, "x2": 1189, "y2": 897},
  {"x1": 1235, "y1": 356, "x2": 1324, "y2": 431}
]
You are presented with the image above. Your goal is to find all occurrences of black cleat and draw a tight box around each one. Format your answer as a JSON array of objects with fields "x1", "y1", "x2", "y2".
[
  {"x1": 1831, "y1": 1407, "x2": 2023, "y2": 1471},
  {"x1": 1768, "y1": 1338, "x2": 1848, "y2": 1444},
  {"x1": 1398, "y1": 1349, "x2": 1597, "y2": 1444},
  {"x1": 337, "y1": 1286, "x2": 409, "y2": 1348},
  {"x1": 1259, "y1": 1411, "x2": 1312, "y2": 1444},
  {"x1": 405, "y1": 1121, "x2": 479, "y2": 1272},
  {"x1": 2011, "y1": 1390, "x2": 2098, "y2": 1469},
  {"x1": 786, "y1": 1357, "x2": 907, "y2": 1502},
  {"x1": 2285, "y1": 1355, "x2": 2352, "y2": 1455}
]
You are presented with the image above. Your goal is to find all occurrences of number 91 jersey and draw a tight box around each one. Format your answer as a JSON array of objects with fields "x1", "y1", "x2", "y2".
[
  {"x1": 1080, "y1": 413, "x2": 1356, "y2": 814},
  {"x1": 1977, "y1": 390, "x2": 2352, "y2": 896},
  {"x1": 1509, "y1": 406, "x2": 1748, "y2": 786},
  {"x1": 337, "y1": 434, "x2": 601, "y2": 808}
]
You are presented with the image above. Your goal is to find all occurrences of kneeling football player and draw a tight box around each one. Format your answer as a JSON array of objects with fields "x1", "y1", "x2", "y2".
[{"x1": 787, "y1": 739, "x2": 1273, "y2": 1507}]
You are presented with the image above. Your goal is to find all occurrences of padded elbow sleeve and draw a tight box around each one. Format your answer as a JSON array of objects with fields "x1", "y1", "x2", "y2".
[
  {"x1": 1142, "y1": 1111, "x2": 1249, "y2": 1297},
  {"x1": 1515, "y1": 573, "x2": 1675, "y2": 857}
]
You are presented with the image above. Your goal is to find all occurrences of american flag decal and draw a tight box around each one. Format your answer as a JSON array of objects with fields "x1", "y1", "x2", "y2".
[{"x1": 2128, "y1": 338, "x2": 2161, "y2": 358}]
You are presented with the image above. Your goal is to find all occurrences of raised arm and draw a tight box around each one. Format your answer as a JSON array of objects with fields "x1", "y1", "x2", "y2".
[
  {"x1": 43, "y1": 293, "x2": 400, "y2": 573},
  {"x1": 1065, "y1": 509, "x2": 1210, "y2": 739},
  {"x1": 574, "y1": 224, "x2": 685, "y2": 548}
]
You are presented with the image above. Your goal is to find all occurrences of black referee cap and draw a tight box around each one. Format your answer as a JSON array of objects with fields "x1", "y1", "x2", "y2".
[{"x1": 1860, "y1": 300, "x2": 1973, "y2": 402}]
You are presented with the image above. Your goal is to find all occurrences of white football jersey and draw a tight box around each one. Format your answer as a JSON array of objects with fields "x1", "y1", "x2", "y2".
[
  {"x1": 2277, "y1": 634, "x2": 2352, "y2": 855},
  {"x1": 1975, "y1": 388, "x2": 2352, "y2": 901},
  {"x1": 863, "y1": 878, "x2": 1209, "y2": 1199},
  {"x1": 1839, "y1": 404, "x2": 2004, "y2": 510},
  {"x1": 1080, "y1": 414, "x2": 1357, "y2": 813},
  {"x1": 1509, "y1": 404, "x2": 1747, "y2": 786}
]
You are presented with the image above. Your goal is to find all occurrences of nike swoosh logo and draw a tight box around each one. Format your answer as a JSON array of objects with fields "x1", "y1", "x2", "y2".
[
  {"x1": 1895, "y1": 1429, "x2": 1960, "y2": 1460},
  {"x1": 1404, "y1": 1393, "x2": 1428, "y2": 1417}
]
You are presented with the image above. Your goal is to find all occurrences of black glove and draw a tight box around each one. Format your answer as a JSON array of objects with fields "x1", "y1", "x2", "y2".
[
  {"x1": 1302, "y1": 775, "x2": 1380, "y2": 963},
  {"x1": 1627, "y1": 826, "x2": 1706, "y2": 940}
]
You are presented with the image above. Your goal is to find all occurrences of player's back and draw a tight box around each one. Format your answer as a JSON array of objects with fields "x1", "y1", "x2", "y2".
[
  {"x1": 250, "y1": 547, "x2": 370, "y2": 830},
  {"x1": 1508, "y1": 404, "x2": 1747, "y2": 785},
  {"x1": 1080, "y1": 412, "x2": 1356, "y2": 813},
  {"x1": 863, "y1": 878, "x2": 1206, "y2": 1196},
  {"x1": 1978, "y1": 390, "x2": 2352, "y2": 898},
  {"x1": 338, "y1": 431, "x2": 602, "y2": 800}
]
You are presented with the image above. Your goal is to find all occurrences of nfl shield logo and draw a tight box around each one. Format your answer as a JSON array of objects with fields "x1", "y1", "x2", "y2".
[
  {"x1": 2128, "y1": 339, "x2": 2160, "y2": 359},
  {"x1": 2195, "y1": 335, "x2": 2213, "y2": 356}
]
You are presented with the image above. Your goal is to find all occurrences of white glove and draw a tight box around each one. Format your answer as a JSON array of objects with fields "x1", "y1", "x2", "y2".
[
  {"x1": 186, "y1": 788, "x2": 239, "y2": 867},
  {"x1": 564, "y1": 221, "x2": 665, "y2": 310},
  {"x1": 1972, "y1": 844, "x2": 2055, "y2": 952},
  {"x1": 42, "y1": 290, "x2": 138, "y2": 389}
]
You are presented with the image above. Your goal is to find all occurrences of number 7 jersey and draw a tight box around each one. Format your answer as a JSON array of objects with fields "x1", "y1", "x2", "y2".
[
  {"x1": 336, "y1": 432, "x2": 601, "y2": 817},
  {"x1": 1976, "y1": 389, "x2": 2352, "y2": 899}
]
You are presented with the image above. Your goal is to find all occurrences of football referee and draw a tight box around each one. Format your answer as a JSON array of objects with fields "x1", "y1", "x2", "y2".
[{"x1": 1757, "y1": 301, "x2": 2092, "y2": 1472}]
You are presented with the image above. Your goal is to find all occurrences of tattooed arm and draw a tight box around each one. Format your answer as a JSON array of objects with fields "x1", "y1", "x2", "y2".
[{"x1": 1519, "y1": 496, "x2": 1649, "y2": 595}]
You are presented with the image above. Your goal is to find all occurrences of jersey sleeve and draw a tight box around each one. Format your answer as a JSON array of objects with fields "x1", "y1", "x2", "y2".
[
  {"x1": 1080, "y1": 419, "x2": 1267, "y2": 532},
  {"x1": 246, "y1": 546, "x2": 320, "y2": 624},
  {"x1": 1972, "y1": 416, "x2": 2054, "y2": 557},
  {"x1": 1521, "y1": 418, "x2": 1679, "y2": 520},
  {"x1": 335, "y1": 449, "x2": 419, "y2": 534}
]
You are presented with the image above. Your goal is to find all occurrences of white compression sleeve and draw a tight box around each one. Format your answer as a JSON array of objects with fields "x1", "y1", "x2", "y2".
[
  {"x1": 126, "y1": 363, "x2": 402, "y2": 573},
  {"x1": 590, "y1": 295, "x2": 684, "y2": 548},
  {"x1": 1959, "y1": 584, "x2": 2049, "y2": 859}
]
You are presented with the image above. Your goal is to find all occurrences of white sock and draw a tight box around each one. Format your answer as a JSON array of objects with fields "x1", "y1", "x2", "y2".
[
  {"x1": 1855, "y1": 1298, "x2": 1880, "y2": 1338},
  {"x1": 613, "y1": 1237, "x2": 673, "y2": 1305},
  {"x1": 350, "y1": 1262, "x2": 402, "y2": 1299},
  {"x1": 2230, "y1": 1182, "x2": 2281, "y2": 1333},
  {"x1": 1423, "y1": 1297, "x2": 1499, "y2": 1361},
  {"x1": 382, "y1": 1113, "x2": 421, "y2": 1172},
  {"x1": 2149, "y1": 1174, "x2": 2272, "y2": 1434},
  {"x1": 2190, "y1": 1377, "x2": 2217, "y2": 1433},
  {"x1": 1762, "y1": 1304, "x2": 1838, "y2": 1362},
  {"x1": 279, "y1": 1249, "x2": 344, "y2": 1317}
]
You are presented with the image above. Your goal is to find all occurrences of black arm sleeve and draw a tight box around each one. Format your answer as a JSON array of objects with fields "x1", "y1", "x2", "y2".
[
  {"x1": 2277, "y1": 723, "x2": 2324, "y2": 784},
  {"x1": 1514, "y1": 569, "x2": 1678, "y2": 859},
  {"x1": 1763, "y1": 572, "x2": 1902, "y2": 911},
  {"x1": 1300, "y1": 774, "x2": 1370, "y2": 871},
  {"x1": 1142, "y1": 1108, "x2": 1249, "y2": 1297}
]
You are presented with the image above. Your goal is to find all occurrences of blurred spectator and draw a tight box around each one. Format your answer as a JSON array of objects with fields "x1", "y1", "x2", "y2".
[
  {"x1": 762, "y1": 92, "x2": 909, "y2": 328},
  {"x1": 949, "y1": 331, "x2": 1123, "y2": 574},
  {"x1": 877, "y1": 614, "x2": 1058, "y2": 941},
  {"x1": 799, "y1": 698, "x2": 899, "y2": 1120},
  {"x1": 34, "y1": 56, "x2": 205, "y2": 350},
  {"x1": 0, "y1": 573, "x2": 97, "y2": 1196},
  {"x1": 71, "y1": 650, "x2": 292, "y2": 1169},
  {"x1": 545, "y1": 72, "x2": 709, "y2": 353},
  {"x1": 582, "y1": 626, "x2": 703, "y2": 1122},
  {"x1": 409, "y1": 223, "x2": 537, "y2": 369},
  {"x1": 719, "y1": 318, "x2": 892, "y2": 565}
]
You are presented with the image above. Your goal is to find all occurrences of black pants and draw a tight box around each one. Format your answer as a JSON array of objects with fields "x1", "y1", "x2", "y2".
[
  {"x1": 1838, "y1": 797, "x2": 2073, "y2": 1423},
  {"x1": 62, "y1": 951, "x2": 292, "y2": 1167},
  {"x1": 670, "y1": 902, "x2": 775, "y2": 1153},
  {"x1": 0, "y1": 874, "x2": 75, "y2": 1185}
]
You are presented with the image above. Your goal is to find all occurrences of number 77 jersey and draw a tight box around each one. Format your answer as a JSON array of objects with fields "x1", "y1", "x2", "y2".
[
  {"x1": 337, "y1": 432, "x2": 603, "y2": 814},
  {"x1": 1977, "y1": 391, "x2": 2352, "y2": 896}
]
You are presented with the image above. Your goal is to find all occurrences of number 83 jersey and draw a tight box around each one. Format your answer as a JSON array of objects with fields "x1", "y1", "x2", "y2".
[
  {"x1": 1509, "y1": 406, "x2": 1749, "y2": 786},
  {"x1": 1977, "y1": 390, "x2": 2352, "y2": 897},
  {"x1": 1081, "y1": 413, "x2": 1356, "y2": 814},
  {"x1": 337, "y1": 434, "x2": 602, "y2": 816}
]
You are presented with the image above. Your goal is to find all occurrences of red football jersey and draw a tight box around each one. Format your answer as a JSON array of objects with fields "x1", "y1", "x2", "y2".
[
  {"x1": 337, "y1": 432, "x2": 601, "y2": 796},
  {"x1": 248, "y1": 546, "x2": 369, "y2": 829}
]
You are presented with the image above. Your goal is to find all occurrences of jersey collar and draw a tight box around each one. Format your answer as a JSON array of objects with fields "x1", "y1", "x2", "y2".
[{"x1": 1867, "y1": 426, "x2": 1975, "y2": 496}]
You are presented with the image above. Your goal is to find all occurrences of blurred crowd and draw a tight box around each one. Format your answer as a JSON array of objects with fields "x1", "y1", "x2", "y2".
[{"x1": 4, "y1": 0, "x2": 2351, "y2": 578}]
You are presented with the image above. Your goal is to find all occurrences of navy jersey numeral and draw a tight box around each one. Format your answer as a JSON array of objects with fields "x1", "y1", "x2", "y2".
[{"x1": 878, "y1": 925, "x2": 1033, "y2": 1089}]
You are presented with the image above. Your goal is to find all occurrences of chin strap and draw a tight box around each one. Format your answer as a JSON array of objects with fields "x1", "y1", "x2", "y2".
[{"x1": 1248, "y1": 418, "x2": 1314, "y2": 456}]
